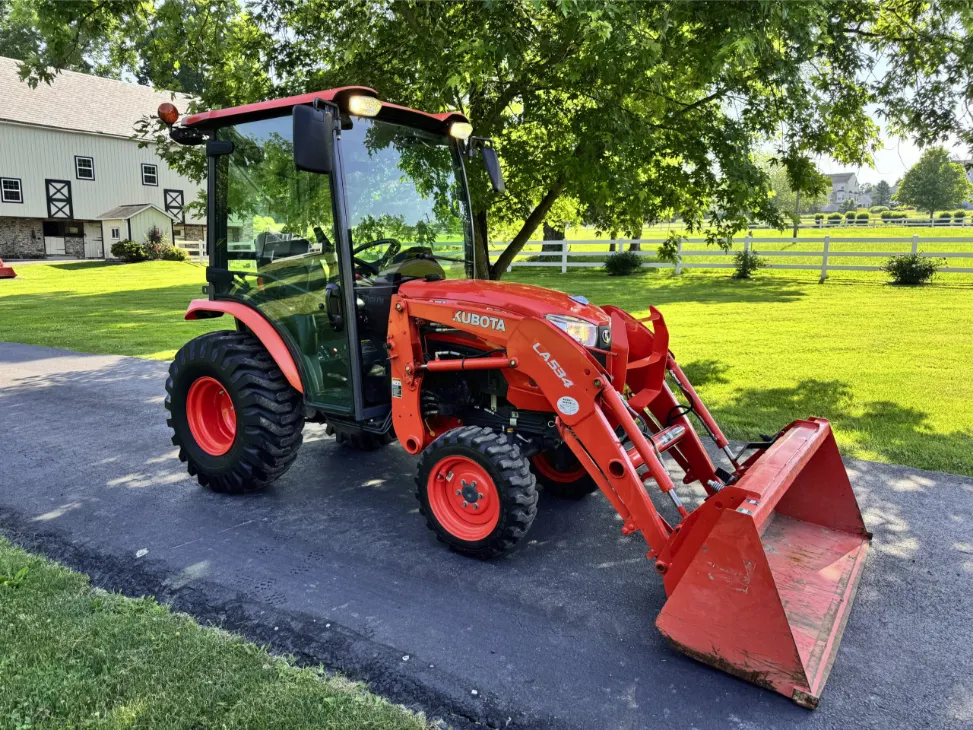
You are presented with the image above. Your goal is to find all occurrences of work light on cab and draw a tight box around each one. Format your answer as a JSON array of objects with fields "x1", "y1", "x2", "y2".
[
  {"x1": 449, "y1": 121, "x2": 473, "y2": 140},
  {"x1": 545, "y1": 314, "x2": 598, "y2": 347},
  {"x1": 347, "y1": 95, "x2": 382, "y2": 117}
]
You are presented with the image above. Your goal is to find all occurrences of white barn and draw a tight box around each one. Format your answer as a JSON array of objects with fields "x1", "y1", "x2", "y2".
[{"x1": 0, "y1": 57, "x2": 205, "y2": 260}]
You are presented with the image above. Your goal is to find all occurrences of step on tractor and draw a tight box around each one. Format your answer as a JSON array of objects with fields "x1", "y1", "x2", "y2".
[{"x1": 161, "y1": 88, "x2": 870, "y2": 708}]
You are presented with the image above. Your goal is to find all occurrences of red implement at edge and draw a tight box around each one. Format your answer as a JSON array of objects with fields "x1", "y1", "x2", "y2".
[{"x1": 0, "y1": 258, "x2": 16, "y2": 278}]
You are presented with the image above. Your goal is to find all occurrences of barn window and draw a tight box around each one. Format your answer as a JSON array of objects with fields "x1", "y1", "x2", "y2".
[
  {"x1": 75, "y1": 156, "x2": 95, "y2": 180},
  {"x1": 141, "y1": 163, "x2": 158, "y2": 186},
  {"x1": 111, "y1": 227, "x2": 120, "y2": 240},
  {"x1": 1, "y1": 177, "x2": 23, "y2": 203}
]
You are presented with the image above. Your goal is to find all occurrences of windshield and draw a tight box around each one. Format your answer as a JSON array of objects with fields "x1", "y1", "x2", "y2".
[{"x1": 340, "y1": 117, "x2": 473, "y2": 282}]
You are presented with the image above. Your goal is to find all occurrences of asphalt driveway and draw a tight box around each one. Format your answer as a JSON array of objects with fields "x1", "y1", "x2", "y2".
[{"x1": 1, "y1": 342, "x2": 971, "y2": 729}]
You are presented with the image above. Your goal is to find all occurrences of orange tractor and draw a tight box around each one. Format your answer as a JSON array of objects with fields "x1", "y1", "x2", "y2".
[{"x1": 162, "y1": 89, "x2": 870, "y2": 708}]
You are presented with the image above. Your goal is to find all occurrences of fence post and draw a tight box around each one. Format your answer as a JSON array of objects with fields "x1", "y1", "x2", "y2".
[
  {"x1": 675, "y1": 239, "x2": 683, "y2": 275},
  {"x1": 820, "y1": 235, "x2": 830, "y2": 283},
  {"x1": 744, "y1": 234, "x2": 752, "y2": 255},
  {"x1": 561, "y1": 240, "x2": 568, "y2": 274},
  {"x1": 911, "y1": 234, "x2": 919, "y2": 255}
]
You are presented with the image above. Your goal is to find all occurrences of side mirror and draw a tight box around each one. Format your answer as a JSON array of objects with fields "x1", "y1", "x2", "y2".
[
  {"x1": 481, "y1": 145, "x2": 505, "y2": 193},
  {"x1": 293, "y1": 103, "x2": 334, "y2": 174}
]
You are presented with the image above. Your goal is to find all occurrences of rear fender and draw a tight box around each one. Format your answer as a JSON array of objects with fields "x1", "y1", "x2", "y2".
[{"x1": 185, "y1": 299, "x2": 304, "y2": 394}]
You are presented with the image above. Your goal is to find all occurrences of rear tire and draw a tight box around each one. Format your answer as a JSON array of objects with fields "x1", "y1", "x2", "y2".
[
  {"x1": 166, "y1": 330, "x2": 305, "y2": 494},
  {"x1": 531, "y1": 447, "x2": 599, "y2": 500},
  {"x1": 416, "y1": 426, "x2": 537, "y2": 559}
]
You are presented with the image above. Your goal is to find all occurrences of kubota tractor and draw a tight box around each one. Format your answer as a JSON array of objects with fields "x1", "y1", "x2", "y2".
[{"x1": 162, "y1": 88, "x2": 870, "y2": 708}]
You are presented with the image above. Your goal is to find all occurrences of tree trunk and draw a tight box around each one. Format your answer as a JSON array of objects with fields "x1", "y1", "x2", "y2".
[
  {"x1": 628, "y1": 226, "x2": 643, "y2": 251},
  {"x1": 472, "y1": 209, "x2": 492, "y2": 280},
  {"x1": 541, "y1": 222, "x2": 565, "y2": 262},
  {"x1": 490, "y1": 178, "x2": 567, "y2": 278}
]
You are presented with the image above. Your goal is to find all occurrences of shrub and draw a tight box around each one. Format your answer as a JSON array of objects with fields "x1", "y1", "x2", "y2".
[
  {"x1": 141, "y1": 225, "x2": 172, "y2": 260},
  {"x1": 604, "y1": 250, "x2": 643, "y2": 276},
  {"x1": 814, "y1": 213, "x2": 824, "y2": 221},
  {"x1": 938, "y1": 212, "x2": 953, "y2": 219},
  {"x1": 732, "y1": 249, "x2": 766, "y2": 279},
  {"x1": 882, "y1": 253, "x2": 942, "y2": 285},
  {"x1": 844, "y1": 211, "x2": 856, "y2": 221},
  {"x1": 869, "y1": 206, "x2": 890, "y2": 214},
  {"x1": 110, "y1": 240, "x2": 147, "y2": 263},
  {"x1": 162, "y1": 246, "x2": 190, "y2": 262},
  {"x1": 954, "y1": 210, "x2": 967, "y2": 219},
  {"x1": 856, "y1": 212, "x2": 870, "y2": 224},
  {"x1": 827, "y1": 213, "x2": 842, "y2": 222}
]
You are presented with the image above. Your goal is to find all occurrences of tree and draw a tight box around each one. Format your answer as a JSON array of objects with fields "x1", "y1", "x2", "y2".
[
  {"x1": 0, "y1": 0, "x2": 136, "y2": 82},
  {"x1": 16, "y1": 1, "x2": 973, "y2": 279},
  {"x1": 894, "y1": 147, "x2": 972, "y2": 219},
  {"x1": 874, "y1": 180, "x2": 892, "y2": 207}
]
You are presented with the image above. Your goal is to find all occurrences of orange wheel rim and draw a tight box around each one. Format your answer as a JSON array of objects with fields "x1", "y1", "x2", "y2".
[
  {"x1": 532, "y1": 451, "x2": 586, "y2": 483},
  {"x1": 427, "y1": 456, "x2": 500, "y2": 541},
  {"x1": 186, "y1": 376, "x2": 236, "y2": 456}
]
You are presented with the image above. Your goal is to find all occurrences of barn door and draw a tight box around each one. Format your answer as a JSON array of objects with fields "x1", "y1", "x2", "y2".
[{"x1": 45, "y1": 179, "x2": 73, "y2": 219}]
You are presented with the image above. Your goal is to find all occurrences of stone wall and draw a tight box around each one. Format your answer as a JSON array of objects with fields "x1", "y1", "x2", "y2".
[
  {"x1": 0, "y1": 217, "x2": 44, "y2": 259},
  {"x1": 65, "y1": 236, "x2": 85, "y2": 258},
  {"x1": 182, "y1": 224, "x2": 205, "y2": 241}
]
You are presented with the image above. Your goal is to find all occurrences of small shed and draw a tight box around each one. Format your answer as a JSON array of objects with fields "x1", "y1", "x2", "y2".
[{"x1": 96, "y1": 204, "x2": 177, "y2": 257}]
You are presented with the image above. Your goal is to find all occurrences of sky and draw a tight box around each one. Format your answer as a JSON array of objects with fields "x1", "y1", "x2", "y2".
[{"x1": 817, "y1": 131, "x2": 970, "y2": 186}]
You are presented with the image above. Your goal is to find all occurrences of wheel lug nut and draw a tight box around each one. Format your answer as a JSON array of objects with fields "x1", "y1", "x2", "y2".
[
  {"x1": 455, "y1": 490, "x2": 462, "y2": 495},
  {"x1": 474, "y1": 504, "x2": 479, "y2": 509},
  {"x1": 462, "y1": 501, "x2": 468, "y2": 508},
  {"x1": 478, "y1": 493, "x2": 483, "y2": 499}
]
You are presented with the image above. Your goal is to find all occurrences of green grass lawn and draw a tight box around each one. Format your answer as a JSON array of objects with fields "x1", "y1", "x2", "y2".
[
  {"x1": 0, "y1": 537, "x2": 425, "y2": 730},
  {"x1": 2, "y1": 260, "x2": 972, "y2": 475}
]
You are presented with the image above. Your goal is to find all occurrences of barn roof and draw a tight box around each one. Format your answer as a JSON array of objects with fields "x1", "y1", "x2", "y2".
[{"x1": 0, "y1": 56, "x2": 191, "y2": 139}]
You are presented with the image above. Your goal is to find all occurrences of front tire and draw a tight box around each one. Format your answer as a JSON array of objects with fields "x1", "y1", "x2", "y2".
[
  {"x1": 166, "y1": 330, "x2": 305, "y2": 494},
  {"x1": 416, "y1": 426, "x2": 538, "y2": 559},
  {"x1": 531, "y1": 447, "x2": 599, "y2": 500}
]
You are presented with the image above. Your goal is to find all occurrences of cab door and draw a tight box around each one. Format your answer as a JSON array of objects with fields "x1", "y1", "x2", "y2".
[{"x1": 209, "y1": 114, "x2": 357, "y2": 417}]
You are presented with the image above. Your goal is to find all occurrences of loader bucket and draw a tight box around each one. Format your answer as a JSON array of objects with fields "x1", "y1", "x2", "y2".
[
  {"x1": 0, "y1": 258, "x2": 15, "y2": 279},
  {"x1": 656, "y1": 418, "x2": 870, "y2": 708}
]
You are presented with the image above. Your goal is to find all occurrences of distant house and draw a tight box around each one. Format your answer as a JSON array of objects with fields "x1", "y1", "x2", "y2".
[
  {"x1": 824, "y1": 172, "x2": 870, "y2": 210},
  {"x1": 0, "y1": 57, "x2": 205, "y2": 260}
]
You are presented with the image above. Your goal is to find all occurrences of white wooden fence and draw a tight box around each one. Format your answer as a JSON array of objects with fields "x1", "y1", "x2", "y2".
[
  {"x1": 490, "y1": 234, "x2": 973, "y2": 277},
  {"x1": 174, "y1": 239, "x2": 206, "y2": 262}
]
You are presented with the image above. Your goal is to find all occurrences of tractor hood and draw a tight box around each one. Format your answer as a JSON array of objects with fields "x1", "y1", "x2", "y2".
[{"x1": 398, "y1": 279, "x2": 609, "y2": 325}]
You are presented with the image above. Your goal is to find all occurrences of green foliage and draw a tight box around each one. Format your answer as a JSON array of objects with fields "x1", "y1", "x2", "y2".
[
  {"x1": 604, "y1": 250, "x2": 643, "y2": 276},
  {"x1": 732, "y1": 249, "x2": 766, "y2": 279},
  {"x1": 938, "y1": 211, "x2": 953, "y2": 219},
  {"x1": 828, "y1": 213, "x2": 843, "y2": 222},
  {"x1": 845, "y1": 211, "x2": 857, "y2": 220},
  {"x1": 162, "y1": 246, "x2": 189, "y2": 262},
  {"x1": 814, "y1": 213, "x2": 824, "y2": 222},
  {"x1": 882, "y1": 253, "x2": 942, "y2": 285},
  {"x1": 954, "y1": 210, "x2": 966, "y2": 219},
  {"x1": 110, "y1": 240, "x2": 146, "y2": 263},
  {"x1": 894, "y1": 147, "x2": 972, "y2": 217},
  {"x1": 856, "y1": 212, "x2": 870, "y2": 223},
  {"x1": 656, "y1": 231, "x2": 682, "y2": 265},
  {"x1": 873, "y1": 180, "x2": 892, "y2": 207},
  {"x1": 840, "y1": 199, "x2": 858, "y2": 213},
  {"x1": 869, "y1": 205, "x2": 890, "y2": 213},
  {"x1": 17, "y1": 0, "x2": 973, "y2": 281}
]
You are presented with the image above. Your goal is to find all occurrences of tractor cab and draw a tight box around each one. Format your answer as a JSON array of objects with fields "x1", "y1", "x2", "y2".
[{"x1": 167, "y1": 88, "x2": 493, "y2": 430}]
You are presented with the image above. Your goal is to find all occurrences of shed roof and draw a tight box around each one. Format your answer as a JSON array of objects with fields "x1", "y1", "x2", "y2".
[
  {"x1": 96, "y1": 203, "x2": 176, "y2": 221},
  {"x1": 0, "y1": 56, "x2": 191, "y2": 139},
  {"x1": 826, "y1": 172, "x2": 856, "y2": 183}
]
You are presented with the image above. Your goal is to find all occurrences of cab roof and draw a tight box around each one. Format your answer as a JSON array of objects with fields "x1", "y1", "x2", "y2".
[{"x1": 181, "y1": 86, "x2": 470, "y2": 134}]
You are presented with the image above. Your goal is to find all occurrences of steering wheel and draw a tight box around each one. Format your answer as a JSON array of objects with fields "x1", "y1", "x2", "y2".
[{"x1": 352, "y1": 238, "x2": 402, "y2": 276}]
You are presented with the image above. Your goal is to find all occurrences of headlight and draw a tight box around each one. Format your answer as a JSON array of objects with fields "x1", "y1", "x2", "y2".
[{"x1": 546, "y1": 314, "x2": 598, "y2": 347}]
